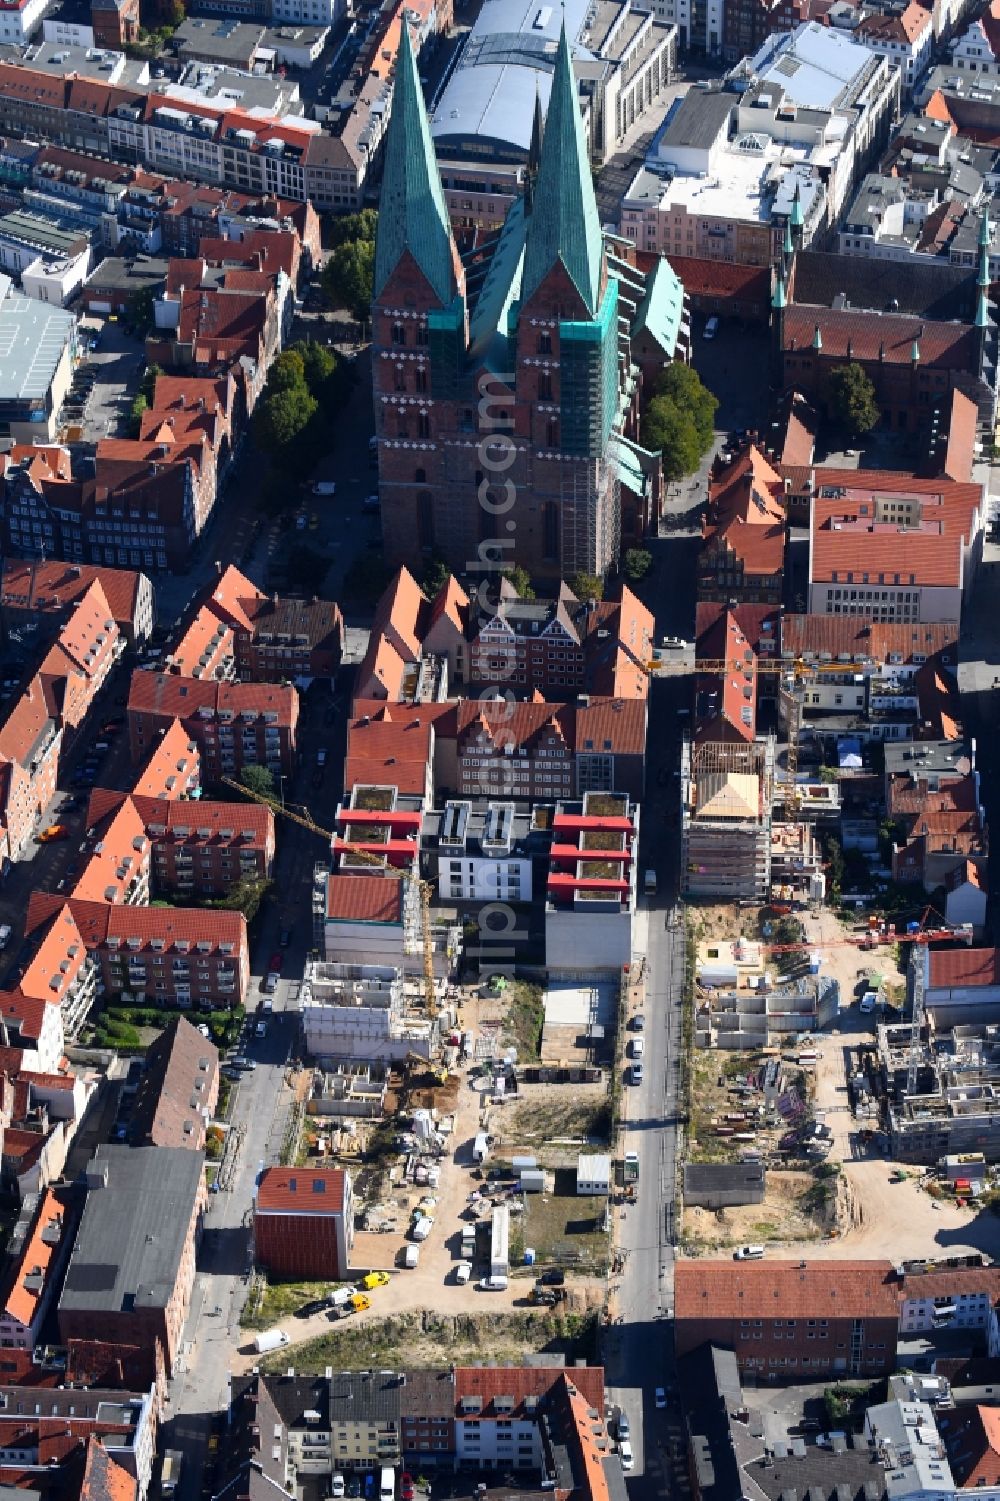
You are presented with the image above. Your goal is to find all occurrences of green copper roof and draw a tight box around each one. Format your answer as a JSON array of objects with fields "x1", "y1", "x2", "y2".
[
  {"x1": 632, "y1": 257, "x2": 684, "y2": 357},
  {"x1": 911, "y1": 338, "x2": 920, "y2": 362},
  {"x1": 783, "y1": 222, "x2": 794, "y2": 256},
  {"x1": 979, "y1": 246, "x2": 991, "y2": 289},
  {"x1": 790, "y1": 183, "x2": 804, "y2": 230},
  {"x1": 812, "y1": 323, "x2": 822, "y2": 351},
  {"x1": 772, "y1": 273, "x2": 786, "y2": 310},
  {"x1": 520, "y1": 23, "x2": 604, "y2": 317},
  {"x1": 980, "y1": 209, "x2": 992, "y2": 249},
  {"x1": 374, "y1": 23, "x2": 455, "y2": 307},
  {"x1": 975, "y1": 288, "x2": 990, "y2": 329}
]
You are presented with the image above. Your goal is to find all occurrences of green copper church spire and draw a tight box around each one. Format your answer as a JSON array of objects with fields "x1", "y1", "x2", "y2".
[
  {"x1": 374, "y1": 21, "x2": 455, "y2": 307},
  {"x1": 520, "y1": 21, "x2": 604, "y2": 316}
]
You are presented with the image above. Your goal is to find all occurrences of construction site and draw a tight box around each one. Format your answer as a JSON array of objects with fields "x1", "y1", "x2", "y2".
[{"x1": 872, "y1": 1018, "x2": 1000, "y2": 1164}]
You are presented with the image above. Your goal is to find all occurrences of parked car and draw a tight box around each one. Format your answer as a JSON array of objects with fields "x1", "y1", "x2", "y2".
[
  {"x1": 279, "y1": 927, "x2": 293, "y2": 948},
  {"x1": 362, "y1": 494, "x2": 381, "y2": 513},
  {"x1": 537, "y1": 1268, "x2": 565, "y2": 1286},
  {"x1": 268, "y1": 952, "x2": 283, "y2": 973},
  {"x1": 655, "y1": 1388, "x2": 667, "y2": 1410},
  {"x1": 619, "y1": 1441, "x2": 634, "y2": 1472},
  {"x1": 39, "y1": 824, "x2": 69, "y2": 842},
  {"x1": 361, "y1": 1271, "x2": 390, "y2": 1290}
]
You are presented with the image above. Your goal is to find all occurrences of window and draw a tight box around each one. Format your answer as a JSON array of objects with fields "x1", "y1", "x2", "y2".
[
  {"x1": 391, "y1": 322, "x2": 405, "y2": 346},
  {"x1": 414, "y1": 467, "x2": 426, "y2": 483},
  {"x1": 537, "y1": 331, "x2": 551, "y2": 354},
  {"x1": 538, "y1": 371, "x2": 553, "y2": 401},
  {"x1": 417, "y1": 490, "x2": 434, "y2": 551},
  {"x1": 418, "y1": 412, "x2": 430, "y2": 440}
]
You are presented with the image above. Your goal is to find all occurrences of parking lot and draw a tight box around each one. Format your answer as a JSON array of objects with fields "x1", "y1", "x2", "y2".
[{"x1": 59, "y1": 319, "x2": 145, "y2": 444}]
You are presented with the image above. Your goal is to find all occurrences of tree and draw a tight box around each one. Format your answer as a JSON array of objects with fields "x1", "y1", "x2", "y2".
[
  {"x1": 826, "y1": 362, "x2": 879, "y2": 436},
  {"x1": 127, "y1": 286, "x2": 157, "y2": 339},
  {"x1": 166, "y1": 0, "x2": 185, "y2": 26},
  {"x1": 422, "y1": 557, "x2": 451, "y2": 596},
  {"x1": 289, "y1": 340, "x2": 337, "y2": 389},
  {"x1": 211, "y1": 877, "x2": 272, "y2": 926},
  {"x1": 128, "y1": 392, "x2": 148, "y2": 438},
  {"x1": 252, "y1": 386, "x2": 317, "y2": 455},
  {"x1": 327, "y1": 209, "x2": 377, "y2": 250},
  {"x1": 267, "y1": 350, "x2": 307, "y2": 394},
  {"x1": 653, "y1": 364, "x2": 718, "y2": 451},
  {"x1": 322, "y1": 238, "x2": 375, "y2": 319},
  {"x1": 623, "y1": 548, "x2": 652, "y2": 583},
  {"x1": 642, "y1": 396, "x2": 703, "y2": 481},
  {"x1": 569, "y1": 572, "x2": 604, "y2": 602},
  {"x1": 240, "y1": 765, "x2": 275, "y2": 799},
  {"x1": 502, "y1": 564, "x2": 535, "y2": 600}
]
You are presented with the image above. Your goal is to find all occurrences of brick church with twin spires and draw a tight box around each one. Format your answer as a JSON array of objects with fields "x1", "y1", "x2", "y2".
[{"x1": 370, "y1": 22, "x2": 685, "y2": 582}]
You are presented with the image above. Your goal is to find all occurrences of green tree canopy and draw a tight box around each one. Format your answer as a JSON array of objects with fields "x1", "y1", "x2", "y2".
[
  {"x1": 327, "y1": 209, "x2": 378, "y2": 249},
  {"x1": 826, "y1": 362, "x2": 880, "y2": 437},
  {"x1": 623, "y1": 548, "x2": 652, "y2": 583},
  {"x1": 569, "y1": 572, "x2": 604, "y2": 602},
  {"x1": 267, "y1": 350, "x2": 307, "y2": 394},
  {"x1": 322, "y1": 238, "x2": 376, "y2": 319},
  {"x1": 289, "y1": 340, "x2": 337, "y2": 389},
  {"x1": 240, "y1": 765, "x2": 275, "y2": 798},
  {"x1": 210, "y1": 877, "x2": 271, "y2": 925},
  {"x1": 252, "y1": 386, "x2": 318, "y2": 455},
  {"x1": 502, "y1": 564, "x2": 535, "y2": 600},
  {"x1": 422, "y1": 557, "x2": 451, "y2": 596},
  {"x1": 642, "y1": 397, "x2": 704, "y2": 481},
  {"x1": 654, "y1": 363, "x2": 718, "y2": 450}
]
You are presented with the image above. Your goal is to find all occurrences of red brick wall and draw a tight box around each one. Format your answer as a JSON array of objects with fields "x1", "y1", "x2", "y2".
[
  {"x1": 254, "y1": 1212, "x2": 346, "y2": 1280},
  {"x1": 674, "y1": 1313, "x2": 898, "y2": 1379}
]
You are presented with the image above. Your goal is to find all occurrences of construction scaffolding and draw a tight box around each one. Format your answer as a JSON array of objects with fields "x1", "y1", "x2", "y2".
[
  {"x1": 879, "y1": 1019, "x2": 1000, "y2": 1163},
  {"x1": 681, "y1": 735, "x2": 776, "y2": 901}
]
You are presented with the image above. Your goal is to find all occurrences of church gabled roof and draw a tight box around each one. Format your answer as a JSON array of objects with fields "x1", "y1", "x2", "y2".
[
  {"x1": 519, "y1": 23, "x2": 604, "y2": 317},
  {"x1": 374, "y1": 22, "x2": 456, "y2": 308}
]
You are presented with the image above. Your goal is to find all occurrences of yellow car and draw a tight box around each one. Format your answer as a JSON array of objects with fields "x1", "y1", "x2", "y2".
[{"x1": 361, "y1": 1271, "x2": 390, "y2": 1290}]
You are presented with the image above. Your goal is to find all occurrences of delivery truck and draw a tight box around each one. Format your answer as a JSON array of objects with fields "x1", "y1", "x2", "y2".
[{"x1": 254, "y1": 1329, "x2": 290, "y2": 1354}]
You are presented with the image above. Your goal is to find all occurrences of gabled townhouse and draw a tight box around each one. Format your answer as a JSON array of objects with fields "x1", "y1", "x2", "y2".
[
  {"x1": 127, "y1": 673, "x2": 298, "y2": 781},
  {"x1": 25, "y1": 895, "x2": 249, "y2": 1009},
  {"x1": 0, "y1": 992, "x2": 64, "y2": 1076},
  {"x1": 128, "y1": 1015, "x2": 220, "y2": 1151},
  {"x1": 35, "y1": 578, "x2": 124, "y2": 732},
  {"x1": 95, "y1": 431, "x2": 218, "y2": 545},
  {"x1": 698, "y1": 447, "x2": 785, "y2": 606},
  {"x1": 0, "y1": 1186, "x2": 76, "y2": 1353},
  {"x1": 14, "y1": 901, "x2": 97, "y2": 1040},
  {"x1": 466, "y1": 578, "x2": 655, "y2": 701},
  {"x1": 694, "y1": 609, "x2": 758, "y2": 747},
  {"x1": 175, "y1": 564, "x2": 343, "y2": 682},
  {"x1": 354, "y1": 566, "x2": 462, "y2": 705},
  {"x1": 139, "y1": 371, "x2": 240, "y2": 472},
  {"x1": 85, "y1": 788, "x2": 275, "y2": 896},
  {"x1": 0, "y1": 677, "x2": 62, "y2": 862},
  {"x1": 69, "y1": 795, "x2": 151, "y2": 908},
  {"x1": 0, "y1": 559, "x2": 155, "y2": 648},
  {"x1": 131, "y1": 717, "x2": 202, "y2": 801}
]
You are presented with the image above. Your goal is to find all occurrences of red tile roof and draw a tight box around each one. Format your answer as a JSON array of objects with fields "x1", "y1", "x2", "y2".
[
  {"x1": 928, "y1": 947, "x2": 1000, "y2": 988},
  {"x1": 940, "y1": 1405, "x2": 1000, "y2": 1488},
  {"x1": 0, "y1": 560, "x2": 146, "y2": 631},
  {"x1": 24, "y1": 894, "x2": 245, "y2": 953},
  {"x1": 857, "y1": 0, "x2": 930, "y2": 41},
  {"x1": 132, "y1": 719, "x2": 201, "y2": 800},
  {"x1": 344, "y1": 715, "x2": 433, "y2": 797},
  {"x1": 256, "y1": 1165, "x2": 347, "y2": 1214},
  {"x1": 783, "y1": 306, "x2": 976, "y2": 367},
  {"x1": 128, "y1": 672, "x2": 297, "y2": 726},
  {"x1": 781, "y1": 615, "x2": 958, "y2": 664},
  {"x1": 325, "y1": 874, "x2": 403, "y2": 923},
  {"x1": 809, "y1": 473, "x2": 983, "y2": 589},
  {"x1": 0, "y1": 1187, "x2": 70, "y2": 1330},
  {"x1": 674, "y1": 1260, "x2": 899, "y2": 1321},
  {"x1": 453, "y1": 1365, "x2": 605, "y2": 1418}
]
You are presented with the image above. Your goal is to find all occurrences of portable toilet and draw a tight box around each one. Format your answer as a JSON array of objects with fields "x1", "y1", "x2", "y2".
[{"x1": 524, "y1": 1246, "x2": 536, "y2": 1266}]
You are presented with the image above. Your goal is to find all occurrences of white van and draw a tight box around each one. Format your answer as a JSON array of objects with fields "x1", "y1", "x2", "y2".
[
  {"x1": 631, "y1": 1037, "x2": 645, "y2": 1060},
  {"x1": 733, "y1": 1244, "x2": 765, "y2": 1261},
  {"x1": 380, "y1": 1468, "x2": 395, "y2": 1501},
  {"x1": 456, "y1": 1261, "x2": 472, "y2": 1283}
]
